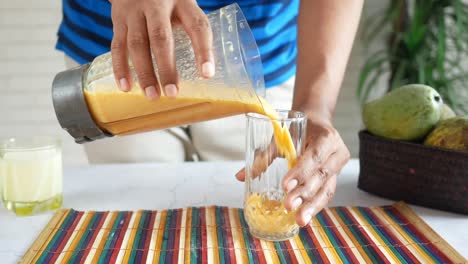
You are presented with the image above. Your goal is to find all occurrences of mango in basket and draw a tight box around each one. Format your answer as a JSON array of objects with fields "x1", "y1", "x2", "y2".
[
  {"x1": 363, "y1": 84, "x2": 443, "y2": 141},
  {"x1": 424, "y1": 116, "x2": 468, "y2": 151}
]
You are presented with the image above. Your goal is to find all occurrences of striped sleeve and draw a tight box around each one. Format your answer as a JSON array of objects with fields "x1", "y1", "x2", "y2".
[{"x1": 56, "y1": 0, "x2": 299, "y2": 87}]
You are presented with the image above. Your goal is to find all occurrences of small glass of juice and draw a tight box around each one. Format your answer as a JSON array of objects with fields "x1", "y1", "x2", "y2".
[
  {"x1": 244, "y1": 110, "x2": 306, "y2": 241},
  {"x1": 0, "y1": 137, "x2": 63, "y2": 216}
]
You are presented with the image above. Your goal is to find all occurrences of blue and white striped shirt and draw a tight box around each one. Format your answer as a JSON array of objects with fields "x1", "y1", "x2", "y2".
[{"x1": 56, "y1": 0, "x2": 299, "y2": 88}]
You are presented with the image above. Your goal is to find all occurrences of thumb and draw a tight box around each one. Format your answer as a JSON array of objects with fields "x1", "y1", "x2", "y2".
[{"x1": 235, "y1": 168, "x2": 246, "y2": 182}]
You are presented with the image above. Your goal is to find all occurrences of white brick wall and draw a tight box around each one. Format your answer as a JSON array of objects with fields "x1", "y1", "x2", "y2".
[
  {"x1": 0, "y1": 1, "x2": 387, "y2": 165},
  {"x1": 0, "y1": 1, "x2": 87, "y2": 165}
]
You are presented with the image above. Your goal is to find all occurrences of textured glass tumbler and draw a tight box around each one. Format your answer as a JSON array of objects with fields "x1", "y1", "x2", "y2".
[
  {"x1": 244, "y1": 110, "x2": 307, "y2": 241},
  {"x1": 0, "y1": 137, "x2": 63, "y2": 216}
]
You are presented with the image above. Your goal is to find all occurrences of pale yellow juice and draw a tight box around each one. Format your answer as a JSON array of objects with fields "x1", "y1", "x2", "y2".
[{"x1": 0, "y1": 147, "x2": 63, "y2": 216}]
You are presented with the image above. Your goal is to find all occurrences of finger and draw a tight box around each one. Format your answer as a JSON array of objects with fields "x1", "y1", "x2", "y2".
[
  {"x1": 284, "y1": 148, "x2": 348, "y2": 212},
  {"x1": 110, "y1": 18, "x2": 131, "y2": 91},
  {"x1": 127, "y1": 13, "x2": 159, "y2": 100},
  {"x1": 251, "y1": 140, "x2": 279, "y2": 175},
  {"x1": 146, "y1": 11, "x2": 179, "y2": 98},
  {"x1": 236, "y1": 136, "x2": 281, "y2": 182},
  {"x1": 235, "y1": 140, "x2": 278, "y2": 182},
  {"x1": 295, "y1": 175, "x2": 337, "y2": 227},
  {"x1": 175, "y1": 2, "x2": 214, "y2": 78},
  {"x1": 235, "y1": 168, "x2": 246, "y2": 182},
  {"x1": 282, "y1": 127, "x2": 339, "y2": 192}
]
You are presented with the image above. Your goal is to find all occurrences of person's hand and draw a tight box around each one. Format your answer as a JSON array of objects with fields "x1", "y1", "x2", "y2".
[
  {"x1": 281, "y1": 120, "x2": 350, "y2": 226},
  {"x1": 236, "y1": 118, "x2": 350, "y2": 227},
  {"x1": 109, "y1": 0, "x2": 215, "y2": 100}
]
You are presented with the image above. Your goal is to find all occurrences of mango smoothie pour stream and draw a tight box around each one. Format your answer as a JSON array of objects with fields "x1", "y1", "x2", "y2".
[{"x1": 84, "y1": 81, "x2": 299, "y2": 235}]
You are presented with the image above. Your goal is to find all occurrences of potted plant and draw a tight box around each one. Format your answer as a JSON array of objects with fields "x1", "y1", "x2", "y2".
[
  {"x1": 357, "y1": 0, "x2": 468, "y2": 115},
  {"x1": 356, "y1": 1, "x2": 468, "y2": 215}
]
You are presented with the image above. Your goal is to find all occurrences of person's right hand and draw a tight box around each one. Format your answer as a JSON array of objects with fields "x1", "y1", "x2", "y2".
[{"x1": 109, "y1": 0, "x2": 215, "y2": 100}]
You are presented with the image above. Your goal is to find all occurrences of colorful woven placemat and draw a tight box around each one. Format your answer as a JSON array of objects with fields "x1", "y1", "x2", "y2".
[{"x1": 21, "y1": 202, "x2": 465, "y2": 264}]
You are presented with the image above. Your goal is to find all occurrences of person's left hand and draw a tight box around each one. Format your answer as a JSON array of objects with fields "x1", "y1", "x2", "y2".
[{"x1": 236, "y1": 118, "x2": 350, "y2": 227}]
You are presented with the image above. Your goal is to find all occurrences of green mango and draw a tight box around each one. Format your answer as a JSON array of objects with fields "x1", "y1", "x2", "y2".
[
  {"x1": 424, "y1": 116, "x2": 468, "y2": 151},
  {"x1": 363, "y1": 84, "x2": 443, "y2": 141}
]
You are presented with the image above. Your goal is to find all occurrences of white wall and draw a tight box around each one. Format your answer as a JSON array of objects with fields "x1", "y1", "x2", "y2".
[
  {"x1": 334, "y1": 0, "x2": 389, "y2": 158},
  {"x1": 0, "y1": 1, "x2": 387, "y2": 165},
  {"x1": 0, "y1": 1, "x2": 88, "y2": 165}
]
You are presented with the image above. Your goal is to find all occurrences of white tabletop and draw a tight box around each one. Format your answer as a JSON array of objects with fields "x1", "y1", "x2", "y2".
[{"x1": 1, "y1": 160, "x2": 466, "y2": 263}]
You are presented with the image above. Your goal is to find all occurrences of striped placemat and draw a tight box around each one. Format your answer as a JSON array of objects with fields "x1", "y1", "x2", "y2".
[{"x1": 21, "y1": 202, "x2": 465, "y2": 264}]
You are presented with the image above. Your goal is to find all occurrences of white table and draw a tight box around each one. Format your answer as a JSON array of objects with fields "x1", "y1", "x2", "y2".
[{"x1": 1, "y1": 160, "x2": 466, "y2": 263}]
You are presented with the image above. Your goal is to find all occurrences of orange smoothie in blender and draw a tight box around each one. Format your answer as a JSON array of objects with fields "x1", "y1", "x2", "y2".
[
  {"x1": 83, "y1": 80, "x2": 297, "y2": 164},
  {"x1": 83, "y1": 83, "x2": 266, "y2": 136}
]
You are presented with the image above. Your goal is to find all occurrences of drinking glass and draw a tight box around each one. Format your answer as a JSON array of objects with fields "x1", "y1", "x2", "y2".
[
  {"x1": 0, "y1": 137, "x2": 63, "y2": 216},
  {"x1": 244, "y1": 110, "x2": 307, "y2": 241}
]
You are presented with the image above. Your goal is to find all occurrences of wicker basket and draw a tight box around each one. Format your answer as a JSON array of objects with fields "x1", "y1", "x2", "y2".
[{"x1": 358, "y1": 130, "x2": 468, "y2": 215}]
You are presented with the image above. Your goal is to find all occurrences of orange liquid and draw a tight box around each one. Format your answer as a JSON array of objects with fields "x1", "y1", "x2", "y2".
[
  {"x1": 84, "y1": 86, "x2": 298, "y2": 235},
  {"x1": 83, "y1": 87, "x2": 296, "y2": 162},
  {"x1": 244, "y1": 193, "x2": 297, "y2": 237},
  {"x1": 84, "y1": 92, "x2": 256, "y2": 135}
]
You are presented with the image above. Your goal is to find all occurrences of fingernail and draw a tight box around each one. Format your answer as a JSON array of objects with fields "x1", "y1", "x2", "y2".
[
  {"x1": 202, "y1": 61, "x2": 215, "y2": 78},
  {"x1": 235, "y1": 169, "x2": 245, "y2": 181},
  {"x1": 164, "y1": 84, "x2": 178, "y2": 98},
  {"x1": 286, "y1": 179, "x2": 298, "y2": 192},
  {"x1": 145, "y1": 86, "x2": 158, "y2": 100},
  {"x1": 119, "y1": 78, "x2": 130, "y2": 92},
  {"x1": 291, "y1": 197, "x2": 302, "y2": 210}
]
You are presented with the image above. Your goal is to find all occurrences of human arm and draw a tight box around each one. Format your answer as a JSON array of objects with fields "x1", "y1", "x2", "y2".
[
  {"x1": 284, "y1": 0, "x2": 364, "y2": 226},
  {"x1": 236, "y1": 0, "x2": 364, "y2": 226}
]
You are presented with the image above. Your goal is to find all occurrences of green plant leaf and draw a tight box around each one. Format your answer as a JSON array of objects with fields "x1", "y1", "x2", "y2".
[
  {"x1": 357, "y1": 54, "x2": 387, "y2": 103},
  {"x1": 424, "y1": 62, "x2": 434, "y2": 84},
  {"x1": 361, "y1": 64, "x2": 388, "y2": 104},
  {"x1": 362, "y1": 1, "x2": 400, "y2": 44},
  {"x1": 453, "y1": 0, "x2": 465, "y2": 51},
  {"x1": 390, "y1": 61, "x2": 407, "y2": 89},
  {"x1": 404, "y1": 26, "x2": 428, "y2": 53},
  {"x1": 357, "y1": 51, "x2": 389, "y2": 99},
  {"x1": 436, "y1": 14, "x2": 447, "y2": 80},
  {"x1": 358, "y1": 0, "x2": 468, "y2": 115},
  {"x1": 416, "y1": 57, "x2": 426, "y2": 83}
]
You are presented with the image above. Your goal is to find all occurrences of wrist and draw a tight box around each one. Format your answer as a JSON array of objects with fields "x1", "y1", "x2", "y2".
[
  {"x1": 293, "y1": 103, "x2": 334, "y2": 125},
  {"x1": 292, "y1": 75, "x2": 339, "y2": 124},
  {"x1": 307, "y1": 113, "x2": 334, "y2": 128}
]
